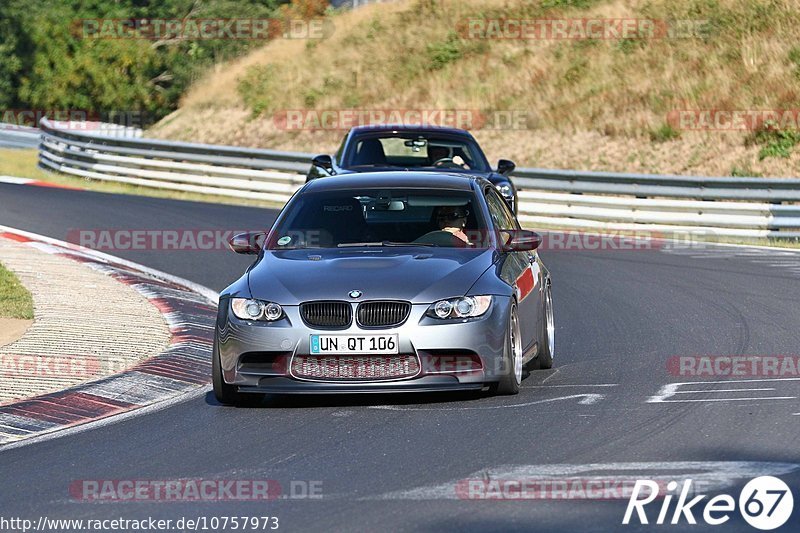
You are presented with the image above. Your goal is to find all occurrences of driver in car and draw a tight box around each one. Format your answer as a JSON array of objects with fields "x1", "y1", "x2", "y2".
[
  {"x1": 428, "y1": 143, "x2": 469, "y2": 169},
  {"x1": 427, "y1": 144, "x2": 450, "y2": 166},
  {"x1": 434, "y1": 205, "x2": 472, "y2": 245}
]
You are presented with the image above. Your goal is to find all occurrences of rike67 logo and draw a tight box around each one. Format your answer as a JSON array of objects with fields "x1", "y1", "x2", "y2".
[{"x1": 623, "y1": 476, "x2": 794, "y2": 530}]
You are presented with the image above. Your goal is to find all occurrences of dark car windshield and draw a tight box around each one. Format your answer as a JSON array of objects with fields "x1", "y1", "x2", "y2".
[
  {"x1": 267, "y1": 188, "x2": 490, "y2": 249},
  {"x1": 342, "y1": 134, "x2": 490, "y2": 172}
]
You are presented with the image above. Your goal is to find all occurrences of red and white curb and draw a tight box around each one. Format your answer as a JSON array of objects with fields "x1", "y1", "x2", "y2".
[{"x1": 0, "y1": 225, "x2": 218, "y2": 448}]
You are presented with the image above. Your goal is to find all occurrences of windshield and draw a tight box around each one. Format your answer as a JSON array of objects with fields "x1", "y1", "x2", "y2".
[
  {"x1": 267, "y1": 188, "x2": 490, "y2": 249},
  {"x1": 343, "y1": 134, "x2": 490, "y2": 172}
]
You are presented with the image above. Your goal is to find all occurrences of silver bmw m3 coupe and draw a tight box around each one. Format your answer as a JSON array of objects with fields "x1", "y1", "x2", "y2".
[{"x1": 213, "y1": 172, "x2": 554, "y2": 405}]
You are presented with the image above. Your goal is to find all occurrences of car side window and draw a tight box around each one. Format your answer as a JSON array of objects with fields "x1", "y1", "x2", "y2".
[
  {"x1": 485, "y1": 187, "x2": 519, "y2": 230},
  {"x1": 334, "y1": 134, "x2": 347, "y2": 162}
]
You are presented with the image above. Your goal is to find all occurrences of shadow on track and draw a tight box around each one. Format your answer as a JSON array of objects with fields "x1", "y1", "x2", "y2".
[
  {"x1": 203, "y1": 369, "x2": 562, "y2": 409},
  {"x1": 205, "y1": 389, "x2": 488, "y2": 409}
]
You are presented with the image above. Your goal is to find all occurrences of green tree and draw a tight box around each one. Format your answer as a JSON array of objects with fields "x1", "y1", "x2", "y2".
[{"x1": 1, "y1": 0, "x2": 298, "y2": 123}]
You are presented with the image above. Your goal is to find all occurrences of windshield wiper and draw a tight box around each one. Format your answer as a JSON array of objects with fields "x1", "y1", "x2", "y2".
[
  {"x1": 349, "y1": 164, "x2": 404, "y2": 169},
  {"x1": 337, "y1": 241, "x2": 436, "y2": 248},
  {"x1": 381, "y1": 241, "x2": 436, "y2": 247}
]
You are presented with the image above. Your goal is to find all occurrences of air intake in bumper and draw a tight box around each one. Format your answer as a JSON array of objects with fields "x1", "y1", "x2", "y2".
[{"x1": 291, "y1": 354, "x2": 420, "y2": 381}]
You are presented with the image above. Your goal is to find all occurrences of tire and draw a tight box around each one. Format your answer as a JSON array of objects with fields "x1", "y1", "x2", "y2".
[
  {"x1": 212, "y1": 343, "x2": 241, "y2": 405},
  {"x1": 531, "y1": 281, "x2": 554, "y2": 370},
  {"x1": 495, "y1": 301, "x2": 523, "y2": 395}
]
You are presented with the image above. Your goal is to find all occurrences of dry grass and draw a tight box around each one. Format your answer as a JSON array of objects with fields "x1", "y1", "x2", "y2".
[{"x1": 149, "y1": 0, "x2": 800, "y2": 177}]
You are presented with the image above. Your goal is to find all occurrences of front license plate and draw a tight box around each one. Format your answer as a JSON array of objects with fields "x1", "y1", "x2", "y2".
[{"x1": 310, "y1": 334, "x2": 399, "y2": 355}]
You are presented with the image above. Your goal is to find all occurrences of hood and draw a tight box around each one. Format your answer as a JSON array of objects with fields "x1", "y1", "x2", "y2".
[{"x1": 247, "y1": 247, "x2": 497, "y2": 304}]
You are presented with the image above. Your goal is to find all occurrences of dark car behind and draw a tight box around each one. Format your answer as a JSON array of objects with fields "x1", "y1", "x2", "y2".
[{"x1": 306, "y1": 124, "x2": 519, "y2": 213}]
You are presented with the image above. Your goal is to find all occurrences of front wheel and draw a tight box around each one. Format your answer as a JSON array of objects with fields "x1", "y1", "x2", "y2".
[
  {"x1": 531, "y1": 281, "x2": 554, "y2": 370},
  {"x1": 495, "y1": 301, "x2": 523, "y2": 395}
]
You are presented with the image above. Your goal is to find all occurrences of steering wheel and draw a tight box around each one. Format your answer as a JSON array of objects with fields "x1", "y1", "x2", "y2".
[
  {"x1": 432, "y1": 157, "x2": 463, "y2": 169},
  {"x1": 413, "y1": 231, "x2": 470, "y2": 247}
]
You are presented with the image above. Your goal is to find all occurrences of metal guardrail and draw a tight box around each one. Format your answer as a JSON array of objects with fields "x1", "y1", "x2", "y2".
[
  {"x1": 37, "y1": 118, "x2": 800, "y2": 238},
  {"x1": 0, "y1": 125, "x2": 41, "y2": 149},
  {"x1": 2, "y1": 121, "x2": 141, "y2": 149}
]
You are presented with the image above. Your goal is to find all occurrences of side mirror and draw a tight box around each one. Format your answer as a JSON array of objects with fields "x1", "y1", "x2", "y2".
[
  {"x1": 312, "y1": 154, "x2": 334, "y2": 171},
  {"x1": 497, "y1": 159, "x2": 516, "y2": 176},
  {"x1": 501, "y1": 229, "x2": 541, "y2": 252},
  {"x1": 228, "y1": 231, "x2": 266, "y2": 254}
]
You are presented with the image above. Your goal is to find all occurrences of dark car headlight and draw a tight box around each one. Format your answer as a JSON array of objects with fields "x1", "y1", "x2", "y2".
[
  {"x1": 426, "y1": 296, "x2": 492, "y2": 319},
  {"x1": 231, "y1": 298, "x2": 284, "y2": 321}
]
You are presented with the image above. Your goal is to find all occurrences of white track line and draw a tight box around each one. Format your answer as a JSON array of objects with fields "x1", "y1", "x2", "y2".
[
  {"x1": 0, "y1": 176, "x2": 34, "y2": 185},
  {"x1": 648, "y1": 377, "x2": 800, "y2": 404},
  {"x1": 655, "y1": 397, "x2": 796, "y2": 403},
  {"x1": 528, "y1": 383, "x2": 618, "y2": 388},
  {"x1": 370, "y1": 393, "x2": 605, "y2": 411},
  {"x1": 674, "y1": 388, "x2": 777, "y2": 394}
]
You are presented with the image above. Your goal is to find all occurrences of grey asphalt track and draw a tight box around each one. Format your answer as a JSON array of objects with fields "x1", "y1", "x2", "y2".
[{"x1": 1, "y1": 181, "x2": 799, "y2": 532}]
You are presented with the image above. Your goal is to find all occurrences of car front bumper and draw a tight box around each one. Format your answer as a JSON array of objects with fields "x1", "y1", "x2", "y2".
[{"x1": 216, "y1": 297, "x2": 512, "y2": 394}]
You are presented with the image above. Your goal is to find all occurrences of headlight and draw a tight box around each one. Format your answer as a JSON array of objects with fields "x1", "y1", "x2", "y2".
[
  {"x1": 433, "y1": 300, "x2": 453, "y2": 318},
  {"x1": 264, "y1": 302, "x2": 283, "y2": 321},
  {"x1": 496, "y1": 184, "x2": 513, "y2": 198},
  {"x1": 231, "y1": 298, "x2": 284, "y2": 321},
  {"x1": 426, "y1": 296, "x2": 492, "y2": 319}
]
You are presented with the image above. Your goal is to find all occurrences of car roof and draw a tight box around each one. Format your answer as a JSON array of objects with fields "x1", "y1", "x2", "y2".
[
  {"x1": 349, "y1": 124, "x2": 475, "y2": 137},
  {"x1": 303, "y1": 171, "x2": 479, "y2": 193}
]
